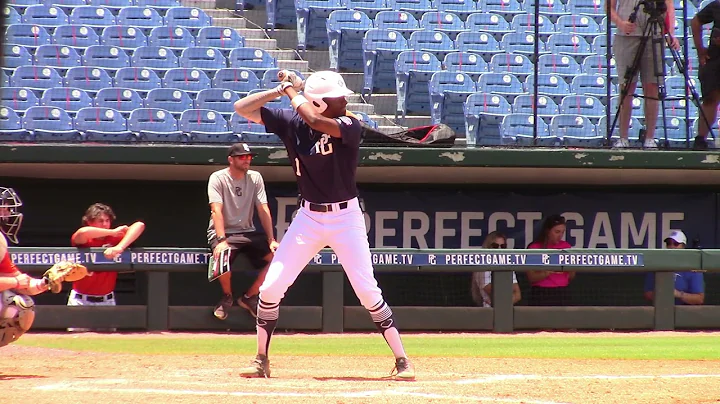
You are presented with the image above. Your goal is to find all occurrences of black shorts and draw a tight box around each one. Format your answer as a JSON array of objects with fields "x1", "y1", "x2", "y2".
[
  {"x1": 699, "y1": 58, "x2": 720, "y2": 98},
  {"x1": 209, "y1": 232, "x2": 271, "y2": 270}
]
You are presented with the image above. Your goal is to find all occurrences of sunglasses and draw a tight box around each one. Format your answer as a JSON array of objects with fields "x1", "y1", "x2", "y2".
[
  {"x1": 233, "y1": 155, "x2": 253, "y2": 160},
  {"x1": 490, "y1": 243, "x2": 507, "y2": 249}
]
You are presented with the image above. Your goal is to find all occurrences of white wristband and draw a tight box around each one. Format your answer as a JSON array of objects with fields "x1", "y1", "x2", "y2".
[{"x1": 291, "y1": 95, "x2": 309, "y2": 110}]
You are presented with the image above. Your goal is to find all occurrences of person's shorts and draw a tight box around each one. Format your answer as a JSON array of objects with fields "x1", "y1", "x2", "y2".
[
  {"x1": 699, "y1": 58, "x2": 720, "y2": 98},
  {"x1": 613, "y1": 34, "x2": 665, "y2": 86},
  {"x1": 209, "y1": 232, "x2": 271, "y2": 270}
]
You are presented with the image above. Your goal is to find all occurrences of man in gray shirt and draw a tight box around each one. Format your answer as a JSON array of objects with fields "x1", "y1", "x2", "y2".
[{"x1": 208, "y1": 143, "x2": 279, "y2": 320}]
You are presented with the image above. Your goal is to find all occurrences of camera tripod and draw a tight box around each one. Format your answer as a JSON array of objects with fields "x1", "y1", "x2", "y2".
[{"x1": 608, "y1": 1, "x2": 716, "y2": 148}]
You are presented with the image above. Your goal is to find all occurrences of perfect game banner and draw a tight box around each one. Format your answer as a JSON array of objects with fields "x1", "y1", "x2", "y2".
[{"x1": 267, "y1": 190, "x2": 717, "y2": 250}]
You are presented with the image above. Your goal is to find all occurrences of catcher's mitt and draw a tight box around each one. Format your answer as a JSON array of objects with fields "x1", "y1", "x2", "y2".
[
  {"x1": 277, "y1": 69, "x2": 304, "y2": 90},
  {"x1": 43, "y1": 261, "x2": 88, "y2": 294}
]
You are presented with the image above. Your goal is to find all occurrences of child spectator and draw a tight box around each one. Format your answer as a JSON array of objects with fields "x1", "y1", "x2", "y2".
[{"x1": 644, "y1": 230, "x2": 705, "y2": 305}]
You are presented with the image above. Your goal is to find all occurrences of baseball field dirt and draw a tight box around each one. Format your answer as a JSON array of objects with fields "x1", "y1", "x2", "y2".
[{"x1": 3, "y1": 332, "x2": 720, "y2": 404}]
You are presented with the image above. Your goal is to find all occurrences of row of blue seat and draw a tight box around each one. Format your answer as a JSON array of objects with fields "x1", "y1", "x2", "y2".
[
  {"x1": 4, "y1": 5, "x2": 211, "y2": 30},
  {"x1": 8, "y1": 0, "x2": 182, "y2": 13},
  {"x1": 4, "y1": 24, "x2": 240, "y2": 53}
]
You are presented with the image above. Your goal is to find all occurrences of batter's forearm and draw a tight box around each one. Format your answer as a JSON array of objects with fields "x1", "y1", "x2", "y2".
[
  {"x1": 115, "y1": 221, "x2": 146, "y2": 250},
  {"x1": 234, "y1": 89, "x2": 282, "y2": 122}
]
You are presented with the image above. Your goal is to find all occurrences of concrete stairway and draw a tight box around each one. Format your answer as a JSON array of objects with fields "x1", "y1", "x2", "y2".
[{"x1": 181, "y1": 0, "x2": 435, "y2": 134}]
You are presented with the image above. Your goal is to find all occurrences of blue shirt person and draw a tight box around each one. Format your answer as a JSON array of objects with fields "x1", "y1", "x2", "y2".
[{"x1": 643, "y1": 230, "x2": 705, "y2": 305}]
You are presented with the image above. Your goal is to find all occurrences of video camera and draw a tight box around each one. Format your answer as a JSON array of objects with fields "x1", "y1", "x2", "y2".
[{"x1": 630, "y1": 0, "x2": 667, "y2": 22}]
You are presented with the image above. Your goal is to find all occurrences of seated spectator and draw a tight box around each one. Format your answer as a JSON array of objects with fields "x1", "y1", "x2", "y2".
[
  {"x1": 644, "y1": 230, "x2": 705, "y2": 305},
  {"x1": 68, "y1": 203, "x2": 145, "y2": 332},
  {"x1": 471, "y1": 231, "x2": 521, "y2": 307},
  {"x1": 526, "y1": 214, "x2": 576, "y2": 306}
]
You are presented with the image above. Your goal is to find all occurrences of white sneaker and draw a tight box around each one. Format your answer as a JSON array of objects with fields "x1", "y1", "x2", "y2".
[
  {"x1": 643, "y1": 139, "x2": 657, "y2": 149},
  {"x1": 613, "y1": 138, "x2": 630, "y2": 148}
]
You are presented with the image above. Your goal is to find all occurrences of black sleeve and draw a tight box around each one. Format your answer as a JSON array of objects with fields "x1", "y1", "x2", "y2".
[
  {"x1": 696, "y1": 1, "x2": 718, "y2": 25},
  {"x1": 334, "y1": 115, "x2": 362, "y2": 147},
  {"x1": 260, "y1": 107, "x2": 293, "y2": 138}
]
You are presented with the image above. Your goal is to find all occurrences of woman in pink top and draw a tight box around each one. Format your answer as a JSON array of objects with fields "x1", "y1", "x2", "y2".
[{"x1": 526, "y1": 214, "x2": 576, "y2": 306}]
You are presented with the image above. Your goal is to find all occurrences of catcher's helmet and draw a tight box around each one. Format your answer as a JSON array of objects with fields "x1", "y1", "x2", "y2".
[
  {"x1": 0, "y1": 187, "x2": 23, "y2": 244},
  {"x1": 303, "y1": 71, "x2": 354, "y2": 113}
]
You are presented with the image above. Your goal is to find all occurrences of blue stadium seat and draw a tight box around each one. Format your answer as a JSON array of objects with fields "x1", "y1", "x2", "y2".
[
  {"x1": 2, "y1": 44, "x2": 33, "y2": 72},
  {"x1": 88, "y1": 0, "x2": 133, "y2": 13},
  {"x1": 194, "y1": 88, "x2": 240, "y2": 118},
  {"x1": 114, "y1": 67, "x2": 162, "y2": 95},
  {"x1": 352, "y1": 111, "x2": 378, "y2": 128},
  {"x1": 521, "y1": 0, "x2": 569, "y2": 22},
  {"x1": 296, "y1": 0, "x2": 345, "y2": 51},
  {"x1": 135, "y1": 0, "x2": 182, "y2": 15},
  {"x1": 241, "y1": 123, "x2": 282, "y2": 144},
  {"x1": 53, "y1": 24, "x2": 101, "y2": 51},
  {"x1": 100, "y1": 25, "x2": 148, "y2": 53},
  {"x1": 374, "y1": 11, "x2": 419, "y2": 40},
  {"x1": 261, "y1": 68, "x2": 304, "y2": 89},
  {"x1": 443, "y1": 51, "x2": 488, "y2": 81},
  {"x1": 69, "y1": 6, "x2": 116, "y2": 34},
  {"x1": 476, "y1": 72, "x2": 525, "y2": 103},
  {"x1": 599, "y1": 115, "x2": 642, "y2": 146},
  {"x1": 144, "y1": 88, "x2": 193, "y2": 116},
  {"x1": 465, "y1": 92, "x2": 514, "y2": 145},
  {"x1": 478, "y1": 0, "x2": 523, "y2": 21},
  {"x1": 665, "y1": 99, "x2": 699, "y2": 119},
  {"x1": 94, "y1": 87, "x2": 144, "y2": 115},
  {"x1": 500, "y1": 32, "x2": 548, "y2": 57},
  {"x1": 74, "y1": 106, "x2": 136, "y2": 142},
  {"x1": 455, "y1": 31, "x2": 502, "y2": 62},
  {"x1": 590, "y1": 34, "x2": 608, "y2": 55},
  {"x1": 228, "y1": 48, "x2": 277, "y2": 74},
  {"x1": 571, "y1": 73, "x2": 613, "y2": 104},
  {"x1": 64, "y1": 66, "x2": 113, "y2": 93},
  {"x1": 22, "y1": 4, "x2": 69, "y2": 28},
  {"x1": 418, "y1": 12, "x2": 466, "y2": 41},
  {"x1": 537, "y1": 53, "x2": 583, "y2": 82},
  {"x1": 524, "y1": 73, "x2": 572, "y2": 105},
  {"x1": 327, "y1": 10, "x2": 374, "y2": 72},
  {"x1": 229, "y1": 112, "x2": 249, "y2": 135},
  {"x1": 386, "y1": 0, "x2": 434, "y2": 20},
  {"x1": 552, "y1": 114, "x2": 602, "y2": 147},
  {"x1": 559, "y1": 95, "x2": 605, "y2": 121},
  {"x1": 512, "y1": 94, "x2": 559, "y2": 118},
  {"x1": 665, "y1": 75, "x2": 696, "y2": 98},
  {"x1": 45, "y1": 0, "x2": 88, "y2": 16},
  {"x1": 655, "y1": 116, "x2": 689, "y2": 147},
  {"x1": 33, "y1": 44, "x2": 82, "y2": 73},
  {"x1": 465, "y1": 13, "x2": 511, "y2": 41},
  {"x1": 81, "y1": 45, "x2": 130, "y2": 73},
  {"x1": 0, "y1": 87, "x2": 40, "y2": 113},
  {"x1": 161, "y1": 68, "x2": 211, "y2": 96},
  {"x1": 555, "y1": 14, "x2": 601, "y2": 40},
  {"x1": 546, "y1": 34, "x2": 594, "y2": 64},
  {"x1": 247, "y1": 88, "x2": 290, "y2": 109},
  {"x1": 429, "y1": 71, "x2": 476, "y2": 135},
  {"x1": 196, "y1": 27, "x2": 245, "y2": 57},
  {"x1": 164, "y1": 7, "x2": 212, "y2": 36},
  {"x1": 0, "y1": 106, "x2": 31, "y2": 142},
  {"x1": 8, "y1": 0, "x2": 40, "y2": 12},
  {"x1": 362, "y1": 28, "x2": 408, "y2": 96},
  {"x1": 131, "y1": 46, "x2": 179, "y2": 75},
  {"x1": 212, "y1": 68, "x2": 260, "y2": 95},
  {"x1": 3, "y1": 6, "x2": 23, "y2": 25},
  {"x1": 435, "y1": 0, "x2": 478, "y2": 21},
  {"x1": 566, "y1": 0, "x2": 605, "y2": 23},
  {"x1": 510, "y1": 14, "x2": 556, "y2": 40},
  {"x1": 5, "y1": 24, "x2": 52, "y2": 50},
  {"x1": 394, "y1": 50, "x2": 441, "y2": 119},
  {"x1": 117, "y1": 7, "x2": 163, "y2": 35},
  {"x1": 1, "y1": 70, "x2": 9, "y2": 87},
  {"x1": 581, "y1": 55, "x2": 616, "y2": 77},
  {"x1": 344, "y1": 0, "x2": 390, "y2": 18},
  {"x1": 609, "y1": 95, "x2": 643, "y2": 120},
  {"x1": 128, "y1": 108, "x2": 186, "y2": 142},
  {"x1": 408, "y1": 30, "x2": 455, "y2": 61},
  {"x1": 148, "y1": 26, "x2": 195, "y2": 55},
  {"x1": 489, "y1": 52, "x2": 534, "y2": 81},
  {"x1": 40, "y1": 86, "x2": 93, "y2": 115},
  {"x1": 22, "y1": 105, "x2": 83, "y2": 141},
  {"x1": 504, "y1": 113, "x2": 555, "y2": 146},
  {"x1": 10, "y1": 65, "x2": 63, "y2": 93},
  {"x1": 180, "y1": 108, "x2": 238, "y2": 144},
  {"x1": 266, "y1": 0, "x2": 296, "y2": 31},
  {"x1": 179, "y1": 47, "x2": 227, "y2": 78}
]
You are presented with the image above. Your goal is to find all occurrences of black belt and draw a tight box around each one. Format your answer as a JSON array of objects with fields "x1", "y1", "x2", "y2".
[
  {"x1": 302, "y1": 199, "x2": 349, "y2": 213},
  {"x1": 75, "y1": 292, "x2": 114, "y2": 303}
]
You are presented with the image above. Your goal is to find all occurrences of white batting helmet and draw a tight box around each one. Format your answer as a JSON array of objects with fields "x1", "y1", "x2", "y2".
[{"x1": 303, "y1": 71, "x2": 354, "y2": 113}]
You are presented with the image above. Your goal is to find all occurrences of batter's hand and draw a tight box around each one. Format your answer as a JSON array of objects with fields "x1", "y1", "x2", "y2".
[
  {"x1": 214, "y1": 240, "x2": 230, "y2": 259},
  {"x1": 269, "y1": 239, "x2": 279, "y2": 253},
  {"x1": 277, "y1": 70, "x2": 304, "y2": 91}
]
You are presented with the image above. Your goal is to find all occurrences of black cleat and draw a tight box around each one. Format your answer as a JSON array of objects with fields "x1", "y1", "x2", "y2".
[{"x1": 238, "y1": 294, "x2": 259, "y2": 318}]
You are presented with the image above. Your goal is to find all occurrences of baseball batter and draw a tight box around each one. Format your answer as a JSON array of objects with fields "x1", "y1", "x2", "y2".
[{"x1": 233, "y1": 71, "x2": 414, "y2": 380}]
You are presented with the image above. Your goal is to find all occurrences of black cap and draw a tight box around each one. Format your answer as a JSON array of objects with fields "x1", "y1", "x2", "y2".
[{"x1": 228, "y1": 143, "x2": 257, "y2": 157}]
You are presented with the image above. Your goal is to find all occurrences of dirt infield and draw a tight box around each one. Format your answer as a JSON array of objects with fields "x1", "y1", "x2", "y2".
[{"x1": 3, "y1": 332, "x2": 720, "y2": 404}]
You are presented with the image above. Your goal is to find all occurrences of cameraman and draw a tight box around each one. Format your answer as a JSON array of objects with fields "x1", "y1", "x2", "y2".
[
  {"x1": 608, "y1": 0, "x2": 680, "y2": 149},
  {"x1": 691, "y1": 2, "x2": 720, "y2": 150}
]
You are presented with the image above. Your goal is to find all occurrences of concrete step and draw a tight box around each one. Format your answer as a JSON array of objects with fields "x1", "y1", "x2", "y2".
[
  {"x1": 236, "y1": 28, "x2": 270, "y2": 39},
  {"x1": 277, "y1": 59, "x2": 308, "y2": 71},
  {"x1": 340, "y1": 73, "x2": 364, "y2": 94},
  {"x1": 240, "y1": 9, "x2": 268, "y2": 27},
  {"x1": 266, "y1": 49, "x2": 298, "y2": 61},
  {"x1": 212, "y1": 17, "x2": 247, "y2": 29},
  {"x1": 204, "y1": 9, "x2": 239, "y2": 19},
  {"x1": 244, "y1": 38, "x2": 277, "y2": 50},
  {"x1": 352, "y1": 93, "x2": 397, "y2": 115},
  {"x1": 270, "y1": 29, "x2": 300, "y2": 50},
  {"x1": 181, "y1": 0, "x2": 218, "y2": 9},
  {"x1": 298, "y1": 50, "x2": 328, "y2": 71},
  {"x1": 348, "y1": 102, "x2": 374, "y2": 114}
]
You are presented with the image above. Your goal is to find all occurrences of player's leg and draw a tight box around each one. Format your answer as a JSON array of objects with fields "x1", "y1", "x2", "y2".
[
  {"x1": 639, "y1": 42, "x2": 660, "y2": 148},
  {"x1": 239, "y1": 210, "x2": 325, "y2": 377},
  {"x1": 614, "y1": 35, "x2": 639, "y2": 147},
  {"x1": 327, "y1": 203, "x2": 414, "y2": 379},
  {"x1": 67, "y1": 289, "x2": 90, "y2": 332},
  {"x1": 0, "y1": 291, "x2": 35, "y2": 348},
  {"x1": 697, "y1": 59, "x2": 720, "y2": 148},
  {"x1": 210, "y1": 237, "x2": 235, "y2": 320},
  {"x1": 238, "y1": 233, "x2": 273, "y2": 318}
]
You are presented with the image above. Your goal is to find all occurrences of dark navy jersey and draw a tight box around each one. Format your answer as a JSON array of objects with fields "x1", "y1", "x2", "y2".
[{"x1": 260, "y1": 107, "x2": 361, "y2": 203}]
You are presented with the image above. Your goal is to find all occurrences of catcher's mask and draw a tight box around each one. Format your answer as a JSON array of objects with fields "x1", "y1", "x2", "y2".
[{"x1": 0, "y1": 187, "x2": 23, "y2": 244}]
